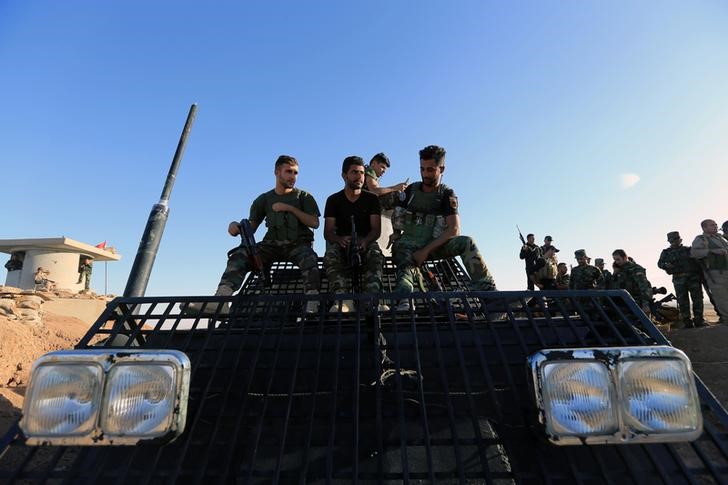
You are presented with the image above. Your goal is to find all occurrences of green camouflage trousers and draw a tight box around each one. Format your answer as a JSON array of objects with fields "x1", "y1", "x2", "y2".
[
  {"x1": 673, "y1": 275, "x2": 704, "y2": 324},
  {"x1": 324, "y1": 242, "x2": 384, "y2": 294},
  {"x1": 77, "y1": 266, "x2": 92, "y2": 290},
  {"x1": 218, "y1": 240, "x2": 320, "y2": 293},
  {"x1": 392, "y1": 236, "x2": 497, "y2": 293}
]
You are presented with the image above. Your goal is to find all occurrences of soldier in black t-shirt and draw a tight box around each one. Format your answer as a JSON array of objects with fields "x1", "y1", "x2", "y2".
[{"x1": 324, "y1": 156, "x2": 385, "y2": 312}]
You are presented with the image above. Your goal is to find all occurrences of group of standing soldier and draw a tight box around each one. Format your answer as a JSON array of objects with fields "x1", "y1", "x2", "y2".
[
  {"x1": 199, "y1": 145, "x2": 497, "y2": 314},
  {"x1": 519, "y1": 219, "x2": 728, "y2": 328}
]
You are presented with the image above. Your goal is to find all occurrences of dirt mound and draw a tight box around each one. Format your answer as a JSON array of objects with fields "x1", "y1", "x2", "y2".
[{"x1": 0, "y1": 312, "x2": 91, "y2": 435}]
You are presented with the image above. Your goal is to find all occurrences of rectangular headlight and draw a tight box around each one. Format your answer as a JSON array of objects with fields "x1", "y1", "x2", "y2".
[
  {"x1": 529, "y1": 346, "x2": 702, "y2": 445},
  {"x1": 20, "y1": 350, "x2": 190, "y2": 446}
]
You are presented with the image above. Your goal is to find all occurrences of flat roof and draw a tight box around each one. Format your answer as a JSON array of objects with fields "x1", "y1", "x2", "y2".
[{"x1": 0, "y1": 237, "x2": 122, "y2": 262}]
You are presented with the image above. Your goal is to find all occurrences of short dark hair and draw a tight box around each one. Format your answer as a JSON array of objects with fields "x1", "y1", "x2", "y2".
[
  {"x1": 342, "y1": 155, "x2": 365, "y2": 174},
  {"x1": 612, "y1": 249, "x2": 627, "y2": 258},
  {"x1": 419, "y1": 145, "x2": 446, "y2": 165},
  {"x1": 526, "y1": 233, "x2": 534, "y2": 238},
  {"x1": 370, "y1": 152, "x2": 390, "y2": 167},
  {"x1": 275, "y1": 155, "x2": 298, "y2": 169},
  {"x1": 557, "y1": 262, "x2": 567, "y2": 268}
]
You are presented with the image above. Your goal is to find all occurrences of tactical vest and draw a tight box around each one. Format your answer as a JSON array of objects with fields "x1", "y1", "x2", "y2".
[
  {"x1": 263, "y1": 189, "x2": 310, "y2": 243},
  {"x1": 392, "y1": 183, "x2": 448, "y2": 246},
  {"x1": 701, "y1": 235, "x2": 728, "y2": 271}
]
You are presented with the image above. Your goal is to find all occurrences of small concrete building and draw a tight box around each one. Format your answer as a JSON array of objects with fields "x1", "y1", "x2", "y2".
[{"x1": 0, "y1": 237, "x2": 121, "y2": 292}]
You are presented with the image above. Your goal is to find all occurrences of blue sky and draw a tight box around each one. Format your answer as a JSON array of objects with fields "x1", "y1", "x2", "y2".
[{"x1": 2, "y1": 1, "x2": 727, "y2": 295}]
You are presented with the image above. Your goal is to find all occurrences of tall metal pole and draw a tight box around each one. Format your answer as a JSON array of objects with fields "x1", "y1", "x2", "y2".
[{"x1": 123, "y1": 104, "x2": 197, "y2": 297}]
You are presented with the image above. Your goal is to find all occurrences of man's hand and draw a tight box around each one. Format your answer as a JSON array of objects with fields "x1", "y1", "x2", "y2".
[
  {"x1": 336, "y1": 235, "x2": 351, "y2": 249},
  {"x1": 712, "y1": 248, "x2": 728, "y2": 256},
  {"x1": 228, "y1": 221, "x2": 242, "y2": 237},
  {"x1": 536, "y1": 283, "x2": 544, "y2": 290},
  {"x1": 393, "y1": 181, "x2": 408, "y2": 192},
  {"x1": 271, "y1": 202, "x2": 292, "y2": 213},
  {"x1": 412, "y1": 249, "x2": 429, "y2": 267},
  {"x1": 358, "y1": 239, "x2": 369, "y2": 251}
]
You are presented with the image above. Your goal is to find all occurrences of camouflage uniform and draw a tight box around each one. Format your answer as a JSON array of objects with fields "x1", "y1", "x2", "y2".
[
  {"x1": 324, "y1": 243, "x2": 384, "y2": 294},
  {"x1": 594, "y1": 258, "x2": 612, "y2": 289},
  {"x1": 218, "y1": 188, "x2": 320, "y2": 294},
  {"x1": 77, "y1": 259, "x2": 93, "y2": 291},
  {"x1": 363, "y1": 165, "x2": 378, "y2": 191},
  {"x1": 569, "y1": 264, "x2": 603, "y2": 290},
  {"x1": 323, "y1": 189, "x2": 384, "y2": 294},
  {"x1": 691, "y1": 232, "x2": 728, "y2": 321},
  {"x1": 614, "y1": 260, "x2": 653, "y2": 307},
  {"x1": 555, "y1": 271, "x2": 570, "y2": 289},
  {"x1": 391, "y1": 182, "x2": 496, "y2": 292},
  {"x1": 658, "y1": 232, "x2": 704, "y2": 326}
]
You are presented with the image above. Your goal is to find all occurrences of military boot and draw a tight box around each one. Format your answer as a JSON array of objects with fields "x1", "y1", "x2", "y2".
[{"x1": 185, "y1": 285, "x2": 233, "y2": 316}]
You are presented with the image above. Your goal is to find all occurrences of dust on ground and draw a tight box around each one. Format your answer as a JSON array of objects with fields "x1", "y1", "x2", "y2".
[{"x1": 1, "y1": 308, "x2": 728, "y2": 438}]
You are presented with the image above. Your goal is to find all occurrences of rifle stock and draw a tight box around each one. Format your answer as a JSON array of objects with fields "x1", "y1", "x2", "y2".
[{"x1": 230, "y1": 219, "x2": 268, "y2": 285}]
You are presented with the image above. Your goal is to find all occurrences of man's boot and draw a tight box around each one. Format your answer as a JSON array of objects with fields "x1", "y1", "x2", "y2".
[{"x1": 186, "y1": 285, "x2": 233, "y2": 316}]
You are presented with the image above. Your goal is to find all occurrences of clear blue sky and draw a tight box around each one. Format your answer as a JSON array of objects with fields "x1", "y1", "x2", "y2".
[{"x1": 2, "y1": 1, "x2": 727, "y2": 295}]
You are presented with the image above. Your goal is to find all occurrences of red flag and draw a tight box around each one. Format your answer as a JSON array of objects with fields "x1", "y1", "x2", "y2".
[{"x1": 95, "y1": 241, "x2": 107, "y2": 249}]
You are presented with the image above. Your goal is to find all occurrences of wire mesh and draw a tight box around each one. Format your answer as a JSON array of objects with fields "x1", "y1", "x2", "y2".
[{"x1": 2, "y1": 258, "x2": 728, "y2": 484}]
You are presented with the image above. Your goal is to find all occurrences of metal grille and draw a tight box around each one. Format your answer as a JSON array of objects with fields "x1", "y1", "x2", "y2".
[{"x1": 2, "y1": 258, "x2": 728, "y2": 484}]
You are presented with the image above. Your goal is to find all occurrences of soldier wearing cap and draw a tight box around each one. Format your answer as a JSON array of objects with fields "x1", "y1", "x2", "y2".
[
  {"x1": 594, "y1": 258, "x2": 612, "y2": 289},
  {"x1": 612, "y1": 249, "x2": 653, "y2": 313},
  {"x1": 691, "y1": 219, "x2": 728, "y2": 323},
  {"x1": 658, "y1": 231, "x2": 705, "y2": 327},
  {"x1": 569, "y1": 249, "x2": 604, "y2": 290},
  {"x1": 391, "y1": 145, "x2": 497, "y2": 310},
  {"x1": 540, "y1": 235, "x2": 555, "y2": 255},
  {"x1": 531, "y1": 245, "x2": 559, "y2": 290}
]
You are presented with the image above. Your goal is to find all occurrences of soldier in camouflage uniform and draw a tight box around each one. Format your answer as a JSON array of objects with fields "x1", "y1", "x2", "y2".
[
  {"x1": 612, "y1": 249, "x2": 653, "y2": 313},
  {"x1": 691, "y1": 219, "x2": 728, "y2": 323},
  {"x1": 77, "y1": 256, "x2": 93, "y2": 291},
  {"x1": 594, "y1": 258, "x2": 612, "y2": 289},
  {"x1": 569, "y1": 249, "x2": 604, "y2": 290},
  {"x1": 531, "y1": 246, "x2": 559, "y2": 290},
  {"x1": 658, "y1": 231, "x2": 705, "y2": 328},
  {"x1": 555, "y1": 263, "x2": 570, "y2": 290},
  {"x1": 324, "y1": 156, "x2": 384, "y2": 312},
  {"x1": 209, "y1": 155, "x2": 321, "y2": 310},
  {"x1": 363, "y1": 153, "x2": 408, "y2": 255},
  {"x1": 391, "y1": 145, "x2": 497, "y2": 310}
]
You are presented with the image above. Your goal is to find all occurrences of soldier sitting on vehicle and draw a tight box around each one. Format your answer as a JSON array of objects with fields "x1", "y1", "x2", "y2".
[
  {"x1": 190, "y1": 155, "x2": 321, "y2": 314},
  {"x1": 323, "y1": 156, "x2": 385, "y2": 313},
  {"x1": 390, "y1": 145, "x2": 497, "y2": 311}
]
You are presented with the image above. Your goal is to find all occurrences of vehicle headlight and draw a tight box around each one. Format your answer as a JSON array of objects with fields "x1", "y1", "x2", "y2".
[
  {"x1": 20, "y1": 350, "x2": 190, "y2": 446},
  {"x1": 541, "y1": 361, "x2": 618, "y2": 436},
  {"x1": 529, "y1": 346, "x2": 702, "y2": 445},
  {"x1": 23, "y1": 363, "x2": 103, "y2": 437}
]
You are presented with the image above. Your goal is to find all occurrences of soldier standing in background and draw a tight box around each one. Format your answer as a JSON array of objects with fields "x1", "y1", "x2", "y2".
[
  {"x1": 540, "y1": 235, "x2": 555, "y2": 254},
  {"x1": 691, "y1": 219, "x2": 728, "y2": 323},
  {"x1": 323, "y1": 156, "x2": 384, "y2": 312},
  {"x1": 612, "y1": 249, "x2": 653, "y2": 314},
  {"x1": 391, "y1": 145, "x2": 497, "y2": 310},
  {"x1": 77, "y1": 256, "x2": 93, "y2": 291},
  {"x1": 519, "y1": 233, "x2": 541, "y2": 290},
  {"x1": 569, "y1": 249, "x2": 603, "y2": 290},
  {"x1": 531, "y1": 245, "x2": 559, "y2": 290},
  {"x1": 594, "y1": 258, "x2": 612, "y2": 289},
  {"x1": 555, "y1": 262, "x2": 570, "y2": 289},
  {"x1": 658, "y1": 231, "x2": 706, "y2": 328}
]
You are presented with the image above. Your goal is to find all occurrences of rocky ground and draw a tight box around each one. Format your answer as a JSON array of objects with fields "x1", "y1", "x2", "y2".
[{"x1": 1, "y1": 297, "x2": 727, "y2": 438}]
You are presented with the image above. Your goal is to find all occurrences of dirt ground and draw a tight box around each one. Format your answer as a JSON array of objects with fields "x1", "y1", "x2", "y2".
[{"x1": 1, "y1": 309, "x2": 727, "y2": 438}]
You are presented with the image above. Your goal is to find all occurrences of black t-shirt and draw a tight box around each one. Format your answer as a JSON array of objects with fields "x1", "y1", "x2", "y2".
[{"x1": 324, "y1": 190, "x2": 381, "y2": 237}]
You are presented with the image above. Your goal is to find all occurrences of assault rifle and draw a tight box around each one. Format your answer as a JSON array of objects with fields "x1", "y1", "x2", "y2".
[
  {"x1": 229, "y1": 219, "x2": 268, "y2": 285},
  {"x1": 349, "y1": 215, "x2": 362, "y2": 293},
  {"x1": 517, "y1": 225, "x2": 526, "y2": 246}
]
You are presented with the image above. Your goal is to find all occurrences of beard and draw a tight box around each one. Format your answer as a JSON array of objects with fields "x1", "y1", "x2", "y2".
[{"x1": 347, "y1": 180, "x2": 363, "y2": 190}]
